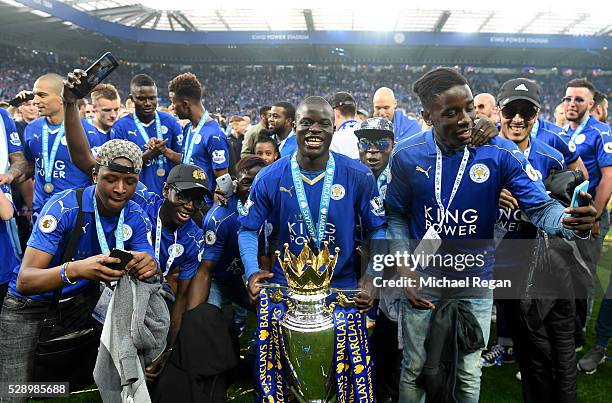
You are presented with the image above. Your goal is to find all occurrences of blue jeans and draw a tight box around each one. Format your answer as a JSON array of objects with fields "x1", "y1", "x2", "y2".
[
  {"x1": 207, "y1": 276, "x2": 251, "y2": 312},
  {"x1": 399, "y1": 281, "x2": 493, "y2": 403}
]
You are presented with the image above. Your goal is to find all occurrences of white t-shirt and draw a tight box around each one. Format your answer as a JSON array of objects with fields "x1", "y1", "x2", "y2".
[{"x1": 330, "y1": 119, "x2": 359, "y2": 160}]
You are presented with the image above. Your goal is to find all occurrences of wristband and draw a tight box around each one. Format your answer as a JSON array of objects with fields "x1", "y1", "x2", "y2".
[{"x1": 60, "y1": 262, "x2": 77, "y2": 285}]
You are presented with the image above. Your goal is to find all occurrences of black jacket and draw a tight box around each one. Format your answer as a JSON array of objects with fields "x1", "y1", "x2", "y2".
[{"x1": 416, "y1": 300, "x2": 485, "y2": 403}]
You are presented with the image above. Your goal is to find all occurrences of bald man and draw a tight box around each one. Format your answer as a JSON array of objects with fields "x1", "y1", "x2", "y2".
[
  {"x1": 373, "y1": 87, "x2": 421, "y2": 142},
  {"x1": 474, "y1": 93, "x2": 499, "y2": 124},
  {"x1": 22, "y1": 73, "x2": 103, "y2": 213}
]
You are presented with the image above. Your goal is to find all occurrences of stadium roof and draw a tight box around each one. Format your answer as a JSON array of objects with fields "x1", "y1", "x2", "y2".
[
  {"x1": 5, "y1": 0, "x2": 612, "y2": 35},
  {"x1": 0, "y1": 0, "x2": 609, "y2": 68}
]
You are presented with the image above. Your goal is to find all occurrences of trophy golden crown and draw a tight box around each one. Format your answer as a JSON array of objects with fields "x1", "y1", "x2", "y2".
[{"x1": 276, "y1": 242, "x2": 340, "y2": 295}]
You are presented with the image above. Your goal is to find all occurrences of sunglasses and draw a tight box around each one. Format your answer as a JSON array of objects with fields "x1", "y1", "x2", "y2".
[
  {"x1": 562, "y1": 96, "x2": 585, "y2": 104},
  {"x1": 501, "y1": 104, "x2": 539, "y2": 121},
  {"x1": 169, "y1": 185, "x2": 205, "y2": 208},
  {"x1": 358, "y1": 138, "x2": 393, "y2": 152}
]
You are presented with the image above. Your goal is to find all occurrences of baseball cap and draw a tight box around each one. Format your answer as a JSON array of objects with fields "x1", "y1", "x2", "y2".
[
  {"x1": 497, "y1": 78, "x2": 541, "y2": 109},
  {"x1": 329, "y1": 92, "x2": 356, "y2": 109},
  {"x1": 95, "y1": 139, "x2": 143, "y2": 174},
  {"x1": 356, "y1": 108, "x2": 369, "y2": 117},
  {"x1": 354, "y1": 117, "x2": 394, "y2": 139},
  {"x1": 166, "y1": 164, "x2": 212, "y2": 197}
]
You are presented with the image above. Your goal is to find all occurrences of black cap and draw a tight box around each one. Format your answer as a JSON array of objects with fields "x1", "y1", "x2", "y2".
[
  {"x1": 497, "y1": 78, "x2": 541, "y2": 108},
  {"x1": 329, "y1": 92, "x2": 356, "y2": 109},
  {"x1": 166, "y1": 164, "x2": 212, "y2": 197}
]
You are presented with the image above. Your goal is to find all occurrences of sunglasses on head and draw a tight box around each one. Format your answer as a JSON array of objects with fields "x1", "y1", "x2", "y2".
[
  {"x1": 562, "y1": 96, "x2": 585, "y2": 104},
  {"x1": 169, "y1": 185, "x2": 205, "y2": 208},
  {"x1": 358, "y1": 138, "x2": 392, "y2": 152},
  {"x1": 501, "y1": 104, "x2": 539, "y2": 121}
]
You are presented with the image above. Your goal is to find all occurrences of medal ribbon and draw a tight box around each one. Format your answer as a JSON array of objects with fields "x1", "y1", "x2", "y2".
[
  {"x1": 377, "y1": 166, "x2": 389, "y2": 192},
  {"x1": 155, "y1": 207, "x2": 178, "y2": 276},
  {"x1": 42, "y1": 121, "x2": 65, "y2": 186},
  {"x1": 257, "y1": 289, "x2": 287, "y2": 402},
  {"x1": 434, "y1": 141, "x2": 470, "y2": 219},
  {"x1": 134, "y1": 112, "x2": 165, "y2": 174},
  {"x1": 529, "y1": 119, "x2": 539, "y2": 138},
  {"x1": 182, "y1": 110, "x2": 209, "y2": 164},
  {"x1": 290, "y1": 152, "x2": 336, "y2": 249},
  {"x1": 92, "y1": 194, "x2": 125, "y2": 254},
  {"x1": 563, "y1": 117, "x2": 589, "y2": 142}
]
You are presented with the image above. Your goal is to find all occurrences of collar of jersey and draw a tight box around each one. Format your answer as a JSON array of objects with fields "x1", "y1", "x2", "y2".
[{"x1": 300, "y1": 171, "x2": 326, "y2": 185}]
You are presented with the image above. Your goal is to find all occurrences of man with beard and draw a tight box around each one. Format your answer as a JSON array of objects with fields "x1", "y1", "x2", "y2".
[
  {"x1": 111, "y1": 74, "x2": 183, "y2": 196},
  {"x1": 241, "y1": 105, "x2": 271, "y2": 158},
  {"x1": 8, "y1": 74, "x2": 102, "y2": 215},
  {"x1": 562, "y1": 79, "x2": 612, "y2": 371},
  {"x1": 267, "y1": 101, "x2": 296, "y2": 158},
  {"x1": 386, "y1": 68, "x2": 596, "y2": 402},
  {"x1": 372, "y1": 87, "x2": 422, "y2": 142},
  {"x1": 90, "y1": 84, "x2": 121, "y2": 144},
  {"x1": 474, "y1": 93, "x2": 499, "y2": 124},
  {"x1": 492, "y1": 79, "x2": 578, "y2": 402},
  {"x1": 591, "y1": 91, "x2": 608, "y2": 124},
  {"x1": 238, "y1": 96, "x2": 386, "y2": 307},
  {"x1": 0, "y1": 138, "x2": 157, "y2": 392},
  {"x1": 167, "y1": 73, "x2": 229, "y2": 197}
]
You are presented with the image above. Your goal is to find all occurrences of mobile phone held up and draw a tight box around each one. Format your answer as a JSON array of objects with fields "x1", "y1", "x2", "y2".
[
  {"x1": 216, "y1": 173, "x2": 234, "y2": 197},
  {"x1": 69, "y1": 52, "x2": 119, "y2": 99},
  {"x1": 569, "y1": 180, "x2": 590, "y2": 209},
  {"x1": 108, "y1": 249, "x2": 133, "y2": 271}
]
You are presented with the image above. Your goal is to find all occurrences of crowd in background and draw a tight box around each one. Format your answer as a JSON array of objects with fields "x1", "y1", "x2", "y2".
[{"x1": 0, "y1": 45, "x2": 610, "y2": 124}]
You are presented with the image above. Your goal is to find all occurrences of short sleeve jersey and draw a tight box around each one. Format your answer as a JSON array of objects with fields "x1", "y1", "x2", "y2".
[
  {"x1": 202, "y1": 195, "x2": 245, "y2": 281},
  {"x1": 239, "y1": 152, "x2": 386, "y2": 289},
  {"x1": 386, "y1": 130, "x2": 553, "y2": 279},
  {"x1": 110, "y1": 111, "x2": 182, "y2": 195},
  {"x1": 0, "y1": 185, "x2": 19, "y2": 285},
  {"x1": 182, "y1": 118, "x2": 230, "y2": 193},
  {"x1": 1, "y1": 108, "x2": 22, "y2": 154},
  {"x1": 532, "y1": 118, "x2": 579, "y2": 166},
  {"x1": 495, "y1": 139, "x2": 565, "y2": 270},
  {"x1": 8, "y1": 185, "x2": 154, "y2": 300},
  {"x1": 564, "y1": 116, "x2": 612, "y2": 193},
  {"x1": 140, "y1": 193, "x2": 203, "y2": 280},
  {"x1": 23, "y1": 118, "x2": 103, "y2": 213}
]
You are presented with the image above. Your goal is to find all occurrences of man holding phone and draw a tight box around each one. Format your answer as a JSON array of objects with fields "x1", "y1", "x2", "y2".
[
  {"x1": 0, "y1": 139, "x2": 158, "y2": 390},
  {"x1": 111, "y1": 74, "x2": 183, "y2": 196},
  {"x1": 17, "y1": 73, "x2": 103, "y2": 215},
  {"x1": 168, "y1": 72, "x2": 230, "y2": 200}
]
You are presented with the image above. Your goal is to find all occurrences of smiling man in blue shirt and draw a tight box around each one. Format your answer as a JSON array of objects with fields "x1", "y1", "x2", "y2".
[
  {"x1": 239, "y1": 96, "x2": 387, "y2": 309},
  {"x1": 111, "y1": 74, "x2": 183, "y2": 195},
  {"x1": 0, "y1": 139, "x2": 158, "y2": 389},
  {"x1": 385, "y1": 68, "x2": 596, "y2": 403}
]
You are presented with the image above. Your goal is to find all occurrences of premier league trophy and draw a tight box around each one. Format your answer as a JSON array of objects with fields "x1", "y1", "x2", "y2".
[{"x1": 257, "y1": 242, "x2": 374, "y2": 403}]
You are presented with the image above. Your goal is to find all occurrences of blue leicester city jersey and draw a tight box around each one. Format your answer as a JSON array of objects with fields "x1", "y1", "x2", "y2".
[
  {"x1": 9, "y1": 185, "x2": 154, "y2": 300},
  {"x1": 239, "y1": 152, "x2": 386, "y2": 289},
  {"x1": 393, "y1": 110, "x2": 423, "y2": 143},
  {"x1": 495, "y1": 139, "x2": 565, "y2": 271},
  {"x1": 202, "y1": 195, "x2": 244, "y2": 281},
  {"x1": 182, "y1": 118, "x2": 229, "y2": 193},
  {"x1": 92, "y1": 125, "x2": 111, "y2": 144},
  {"x1": 386, "y1": 130, "x2": 553, "y2": 279},
  {"x1": 1, "y1": 108, "x2": 22, "y2": 154},
  {"x1": 0, "y1": 185, "x2": 19, "y2": 285},
  {"x1": 533, "y1": 118, "x2": 579, "y2": 166},
  {"x1": 24, "y1": 118, "x2": 103, "y2": 213},
  {"x1": 140, "y1": 193, "x2": 203, "y2": 280},
  {"x1": 111, "y1": 111, "x2": 182, "y2": 195},
  {"x1": 565, "y1": 116, "x2": 612, "y2": 193}
]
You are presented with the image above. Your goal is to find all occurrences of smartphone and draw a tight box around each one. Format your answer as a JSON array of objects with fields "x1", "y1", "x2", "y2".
[
  {"x1": 569, "y1": 180, "x2": 590, "y2": 208},
  {"x1": 216, "y1": 173, "x2": 234, "y2": 197},
  {"x1": 108, "y1": 248, "x2": 133, "y2": 271},
  {"x1": 70, "y1": 52, "x2": 119, "y2": 99},
  {"x1": 8, "y1": 92, "x2": 34, "y2": 108}
]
